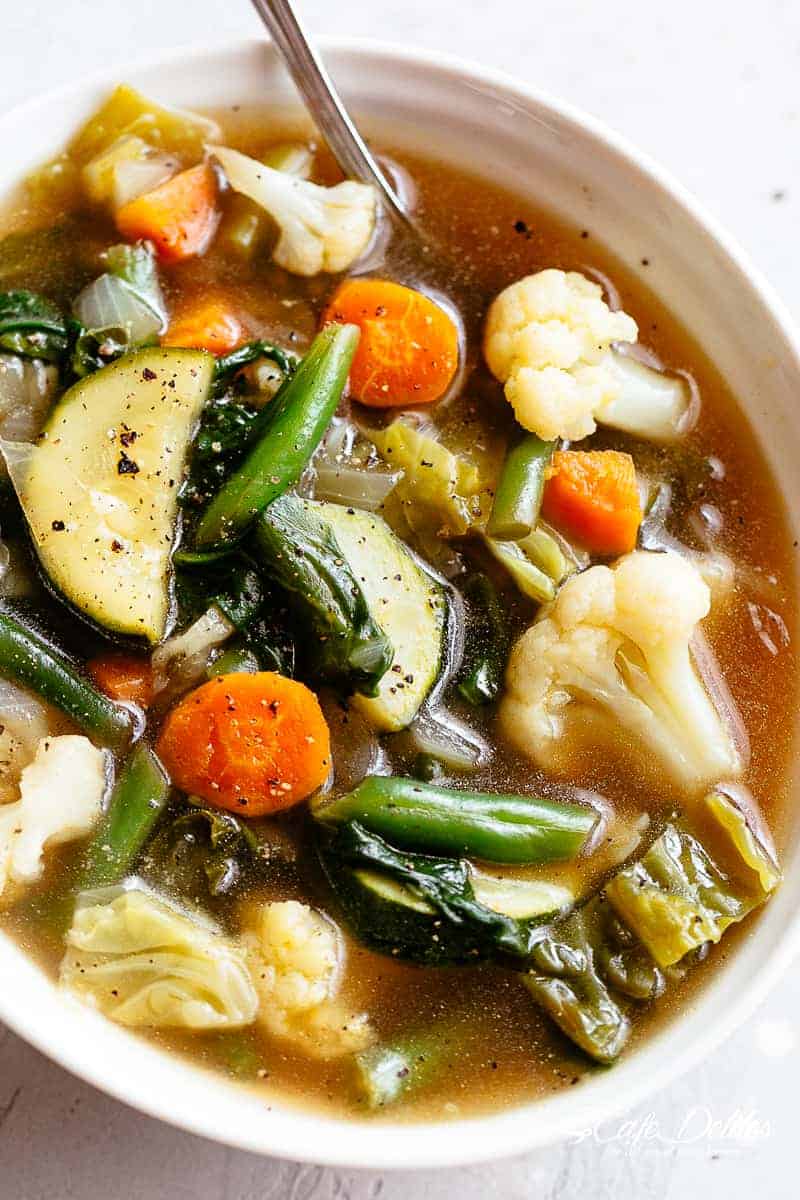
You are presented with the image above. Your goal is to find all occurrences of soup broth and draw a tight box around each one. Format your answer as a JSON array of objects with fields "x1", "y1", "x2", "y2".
[{"x1": 0, "y1": 93, "x2": 794, "y2": 1123}]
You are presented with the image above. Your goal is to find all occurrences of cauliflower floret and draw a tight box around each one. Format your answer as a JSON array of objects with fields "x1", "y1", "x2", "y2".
[
  {"x1": 0, "y1": 735, "x2": 107, "y2": 898},
  {"x1": 483, "y1": 269, "x2": 638, "y2": 441},
  {"x1": 248, "y1": 900, "x2": 374, "y2": 1059},
  {"x1": 60, "y1": 885, "x2": 258, "y2": 1029},
  {"x1": 500, "y1": 550, "x2": 744, "y2": 794},
  {"x1": 211, "y1": 145, "x2": 376, "y2": 276}
]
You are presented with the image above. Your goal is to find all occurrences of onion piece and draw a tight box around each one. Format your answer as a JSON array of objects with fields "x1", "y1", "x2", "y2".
[
  {"x1": 73, "y1": 274, "x2": 162, "y2": 345},
  {"x1": 0, "y1": 354, "x2": 57, "y2": 451},
  {"x1": 407, "y1": 709, "x2": 490, "y2": 772},
  {"x1": 110, "y1": 153, "x2": 180, "y2": 209},
  {"x1": 152, "y1": 606, "x2": 235, "y2": 703},
  {"x1": 0, "y1": 679, "x2": 56, "y2": 803},
  {"x1": 313, "y1": 462, "x2": 401, "y2": 511}
]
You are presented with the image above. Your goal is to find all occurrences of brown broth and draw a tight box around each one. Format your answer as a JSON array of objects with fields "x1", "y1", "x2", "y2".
[{"x1": 0, "y1": 105, "x2": 796, "y2": 1123}]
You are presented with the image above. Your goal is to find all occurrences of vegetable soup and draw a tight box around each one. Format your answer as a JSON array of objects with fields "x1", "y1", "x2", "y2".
[{"x1": 0, "y1": 85, "x2": 794, "y2": 1122}]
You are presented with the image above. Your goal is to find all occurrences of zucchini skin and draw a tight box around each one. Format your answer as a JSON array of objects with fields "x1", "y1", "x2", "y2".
[
  {"x1": 315, "y1": 776, "x2": 598, "y2": 864},
  {"x1": 0, "y1": 607, "x2": 135, "y2": 750}
]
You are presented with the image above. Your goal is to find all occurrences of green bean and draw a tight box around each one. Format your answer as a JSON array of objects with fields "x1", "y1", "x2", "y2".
[
  {"x1": 457, "y1": 573, "x2": 508, "y2": 706},
  {"x1": 79, "y1": 745, "x2": 170, "y2": 889},
  {"x1": 195, "y1": 324, "x2": 359, "y2": 547},
  {"x1": 0, "y1": 608, "x2": 134, "y2": 750},
  {"x1": 487, "y1": 434, "x2": 554, "y2": 540},
  {"x1": 315, "y1": 776, "x2": 598, "y2": 864}
]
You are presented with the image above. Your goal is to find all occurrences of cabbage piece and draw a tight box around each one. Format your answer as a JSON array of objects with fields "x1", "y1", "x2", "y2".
[
  {"x1": 522, "y1": 789, "x2": 780, "y2": 1060},
  {"x1": 0, "y1": 735, "x2": 107, "y2": 898},
  {"x1": 60, "y1": 885, "x2": 258, "y2": 1029},
  {"x1": 604, "y1": 791, "x2": 780, "y2": 967},
  {"x1": 69, "y1": 84, "x2": 220, "y2": 164},
  {"x1": 371, "y1": 416, "x2": 483, "y2": 539}
]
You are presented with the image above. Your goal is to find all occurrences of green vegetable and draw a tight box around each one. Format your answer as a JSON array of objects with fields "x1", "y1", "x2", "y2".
[
  {"x1": 604, "y1": 792, "x2": 780, "y2": 968},
  {"x1": 208, "y1": 646, "x2": 261, "y2": 677},
  {"x1": 315, "y1": 776, "x2": 597, "y2": 864},
  {"x1": 319, "y1": 502, "x2": 447, "y2": 731},
  {"x1": 0, "y1": 607, "x2": 134, "y2": 749},
  {"x1": 518, "y1": 525, "x2": 572, "y2": 583},
  {"x1": 68, "y1": 83, "x2": 219, "y2": 164},
  {"x1": 353, "y1": 1020, "x2": 461, "y2": 1109},
  {"x1": 179, "y1": 397, "x2": 263, "y2": 512},
  {"x1": 7, "y1": 347, "x2": 214, "y2": 641},
  {"x1": 483, "y1": 536, "x2": 556, "y2": 603},
  {"x1": 523, "y1": 900, "x2": 631, "y2": 1065},
  {"x1": 456, "y1": 573, "x2": 508, "y2": 705},
  {"x1": 70, "y1": 242, "x2": 166, "y2": 378},
  {"x1": 523, "y1": 791, "x2": 781, "y2": 1063},
  {"x1": 79, "y1": 746, "x2": 170, "y2": 889},
  {"x1": 0, "y1": 291, "x2": 68, "y2": 363},
  {"x1": 487, "y1": 434, "x2": 553, "y2": 540},
  {"x1": 146, "y1": 801, "x2": 262, "y2": 898},
  {"x1": 194, "y1": 323, "x2": 359, "y2": 547},
  {"x1": 212, "y1": 340, "x2": 298, "y2": 398},
  {"x1": 253, "y1": 494, "x2": 393, "y2": 697},
  {"x1": 317, "y1": 821, "x2": 562, "y2": 965},
  {"x1": 105, "y1": 241, "x2": 166, "y2": 327}
]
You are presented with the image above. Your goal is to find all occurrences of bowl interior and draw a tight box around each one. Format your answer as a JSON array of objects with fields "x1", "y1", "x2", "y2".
[{"x1": 0, "y1": 37, "x2": 799, "y2": 1169}]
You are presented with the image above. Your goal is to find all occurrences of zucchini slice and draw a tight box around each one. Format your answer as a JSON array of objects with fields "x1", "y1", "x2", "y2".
[
  {"x1": 331, "y1": 863, "x2": 571, "y2": 966},
  {"x1": 316, "y1": 502, "x2": 446, "y2": 731},
  {"x1": 7, "y1": 348, "x2": 213, "y2": 642}
]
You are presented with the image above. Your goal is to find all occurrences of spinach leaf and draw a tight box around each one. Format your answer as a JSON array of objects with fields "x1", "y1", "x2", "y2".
[
  {"x1": 0, "y1": 291, "x2": 69, "y2": 363},
  {"x1": 253, "y1": 494, "x2": 393, "y2": 697},
  {"x1": 318, "y1": 821, "x2": 535, "y2": 961},
  {"x1": 212, "y1": 339, "x2": 298, "y2": 399},
  {"x1": 147, "y1": 803, "x2": 263, "y2": 897},
  {"x1": 180, "y1": 397, "x2": 265, "y2": 511},
  {"x1": 175, "y1": 556, "x2": 296, "y2": 677}
]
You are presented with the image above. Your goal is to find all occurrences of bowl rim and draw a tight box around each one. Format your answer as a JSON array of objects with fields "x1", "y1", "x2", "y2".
[{"x1": 1, "y1": 32, "x2": 800, "y2": 1170}]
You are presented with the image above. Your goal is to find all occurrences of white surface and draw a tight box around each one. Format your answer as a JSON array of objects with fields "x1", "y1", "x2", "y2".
[{"x1": 0, "y1": 0, "x2": 798, "y2": 1195}]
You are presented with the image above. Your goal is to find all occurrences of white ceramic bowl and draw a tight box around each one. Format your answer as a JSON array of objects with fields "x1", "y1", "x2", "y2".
[{"x1": 0, "y1": 36, "x2": 799, "y2": 1170}]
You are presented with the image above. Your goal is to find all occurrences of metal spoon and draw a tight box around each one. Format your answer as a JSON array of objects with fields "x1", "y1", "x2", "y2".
[{"x1": 249, "y1": 0, "x2": 413, "y2": 231}]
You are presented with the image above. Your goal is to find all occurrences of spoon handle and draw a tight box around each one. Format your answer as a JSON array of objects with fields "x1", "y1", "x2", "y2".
[{"x1": 249, "y1": 0, "x2": 410, "y2": 225}]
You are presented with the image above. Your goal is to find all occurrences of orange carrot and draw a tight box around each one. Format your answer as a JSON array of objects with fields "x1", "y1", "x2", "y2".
[
  {"x1": 155, "y1": 672, "x2": 331, "y2": 816},
  {"x1": 162, "y1": 298, "x2": 243, "y2": 354},
  {"x1": 115, "y1": 163, "x2": 219, "y2": 263},
  {"x1": 542, "y1": 450, "x2": 642, "y2": 556},
  {"x1": 87, "y1": 653, "x2": 154, "y2": 708},
  {"x1": 321, "y1": 278, "x2": 458, "y2": 407}
]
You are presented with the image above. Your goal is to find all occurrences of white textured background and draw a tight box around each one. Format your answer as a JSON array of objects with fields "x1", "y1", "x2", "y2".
[{"x1": 1, "y1": 1, "x2": 799, "y2": 1196}]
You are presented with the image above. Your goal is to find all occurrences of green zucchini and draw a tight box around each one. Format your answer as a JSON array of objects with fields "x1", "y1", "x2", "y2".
[
  {"x1": 318, "y1": 822, "x2": 572, "y2": 966},
  {"x1": 7, "y1": 348, "x2": 214, "y2": 642},
  {"x1": 316, "y1": 502, "x2": 447, "y2": 731}
]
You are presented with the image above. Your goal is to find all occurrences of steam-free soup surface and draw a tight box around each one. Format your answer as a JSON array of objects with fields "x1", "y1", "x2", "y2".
[{"x1": 0, "y1": 97, "x2": 794, "y2": 1122}]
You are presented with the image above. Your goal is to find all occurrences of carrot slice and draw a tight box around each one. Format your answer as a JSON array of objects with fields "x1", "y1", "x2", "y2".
[
  {"x1": 542, "y1": 450, "x2": 642, "y2": 556},
  {"x1": 87, "y1": 653, "x2": 154, "y2": 708},
  {"x1": 115, "y1": 163, "x2": 219, "y2": 263},
  {"x1": 162, "y1": 298, "x2": 243, "y2": 354},
  {"x1": 321, "y1": 278, "x2": 458, "y2": 407},
  {"x1": 155, "y1": 671, "x2": 331, "y2": 816}
]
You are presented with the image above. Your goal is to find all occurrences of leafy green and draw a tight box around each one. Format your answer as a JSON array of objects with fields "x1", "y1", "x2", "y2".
[
  {"x1": 145, "y1": 802, "x2": 263, "y2": 897},
  {"x1": 456, "y1": 573, "x2": 509, "y2": 705},
  {"x1": 0, "y1": 291, "x2": 69, "y2": 363},
  {"x1": 180, "y1": 397, "x2": 265, "y2": 511},
  {"x1": 212, "y1": 339, "x2": 298, "y2": 399},
  {"x1": 175, "y1": 556, "x2": 296, "y2": 677},
  {"x1": 253, "y1": 494, "x2": 393, "y2": 697},
  {"x1": 317, "y1": 821, "x2": 537, "y2": 963}
]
